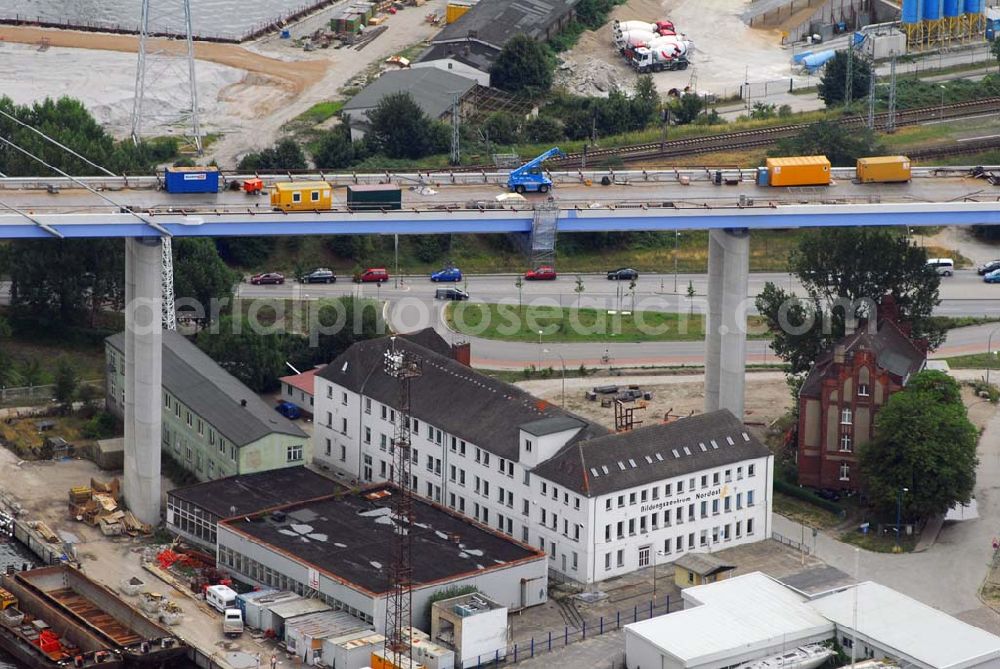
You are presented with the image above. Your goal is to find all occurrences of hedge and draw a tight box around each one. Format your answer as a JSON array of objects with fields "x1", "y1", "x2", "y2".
[{"x1": 774, "y1": 479, "x2": 846, "y2": 516}]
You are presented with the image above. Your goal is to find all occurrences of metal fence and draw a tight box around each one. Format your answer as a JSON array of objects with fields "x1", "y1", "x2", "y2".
[
  {"x1": 461, "y1": 595, "x2": 680, "y2": 667},
  {"x1": 772, "y1": 530, "x2": 812, "y2": 555},
  {"x1": 0, "y1": 380, "x2": 102, "y2": 408}
]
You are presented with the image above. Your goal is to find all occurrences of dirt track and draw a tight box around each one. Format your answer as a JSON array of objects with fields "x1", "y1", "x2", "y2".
[{"x1": 0, "y1": 25, "x2": 327, "y2": 94}]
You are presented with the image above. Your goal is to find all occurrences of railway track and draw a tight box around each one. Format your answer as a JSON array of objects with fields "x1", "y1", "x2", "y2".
[{"x1": 454, "y1": 97, "x2": 1000, "y2": 171}]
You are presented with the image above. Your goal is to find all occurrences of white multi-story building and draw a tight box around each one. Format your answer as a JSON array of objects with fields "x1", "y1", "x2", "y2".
[{"x1": 313, "y1": 330, "x2": 774, "y2": 584}]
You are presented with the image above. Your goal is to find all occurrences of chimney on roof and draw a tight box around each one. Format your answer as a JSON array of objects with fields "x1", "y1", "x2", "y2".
[
  {"x1": 451, "y1": 341, "x2": 471, "y2": 367},
  {"x1": 240, "y1": 399, "x2": 247, "y2": 407},
  {"x1": 833, "y1": 345, "x2": 846, "y2": 366}
]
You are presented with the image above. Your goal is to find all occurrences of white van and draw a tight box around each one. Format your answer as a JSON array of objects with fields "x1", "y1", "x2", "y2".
[
  {"x1": 927, "y1": 258, "x2": 954, "y2": 277},
  {"x1": 223, "y1": 608, "x2": 244, "y2": 637},
  {"x1": 206, "y1": 585, "x2": 238, "y2": 613}
]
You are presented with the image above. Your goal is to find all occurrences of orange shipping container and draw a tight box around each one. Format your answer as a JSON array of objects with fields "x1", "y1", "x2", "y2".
[
  {"x1": 856, "y1": 155, "x2": 911, "y2": 183},
  {"x1": 765, "y1": 156, "x2": 831, "y2": 187},
  {"x1": 446, "y1": 2, "x2": 472, "y2": 22}
]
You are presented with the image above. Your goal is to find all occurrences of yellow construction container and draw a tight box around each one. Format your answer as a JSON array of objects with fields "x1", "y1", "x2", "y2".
[
  {"x1": 270, "y1": 181, "x2": 333, "y2": 212},
  {"x1": 446, "y1": 2, "x2": 472, "y2": 22},
  {"x1": 765, "y1": 155, "x2": 831, "y2": 187},
  {"x1": 0, "y1": 588, "x2": 17, "y2": 610},
  {"x1": 856, "y1": 155, "x2": 911, "y2": 183}
]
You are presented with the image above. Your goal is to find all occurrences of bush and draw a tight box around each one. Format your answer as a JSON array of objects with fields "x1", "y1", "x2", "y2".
[
  {"x1": 774, "y1": 479, "x2": 845, "y2": 516},
  {"x1": 81, "y1": 411, "x2": 119, "y2": 440},
  {"x1": 524, "y1": 116, "x2": 564, "y2": 143}
]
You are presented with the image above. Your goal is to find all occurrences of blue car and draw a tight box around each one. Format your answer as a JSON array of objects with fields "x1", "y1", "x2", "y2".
[
  {"x1": 275, "y1": 401, "x2": 301, "y2": 420},
  {"x1": 986, "y1": 269, "x2": 1000, "y2": 284},
  {"x1": 431, "y1": 266, "x2": 462, "y2": 282}
]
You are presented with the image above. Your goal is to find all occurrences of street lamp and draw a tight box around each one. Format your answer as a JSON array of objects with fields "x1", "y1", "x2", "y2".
[
  {"x1": 894, "y1": 486, "x2": 909, "y2": 553},
  {"x1": 537, "y1": 330, "x2": 543, "y2": 369},
  {"x1": 653, "y1": 550, "x2": 668, "y2": 602},
  {"x1": 986, "y1": 326, "x2": 1000, "y2": 385},
  {"x1": 543, "y1": 349, "x2": 566, "y2": 407},
  {"x1": 939, "y1": 84, "x2": 946, "y2": 120},
  {"x1": 673, "y1": 231, "x2": 681, "y2": 293}
]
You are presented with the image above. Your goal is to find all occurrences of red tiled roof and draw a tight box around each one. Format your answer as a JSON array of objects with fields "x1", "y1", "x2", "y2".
[{"x1": 280, "y1": 368, "x2": 318, "y2": 396}]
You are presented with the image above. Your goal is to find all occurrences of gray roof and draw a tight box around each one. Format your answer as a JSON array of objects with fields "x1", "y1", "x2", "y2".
[
  {"x1": 521, "y1": 416, "x2": 587, "y2": 437},
  {"x1": 674, "y1": 553, "x2": 735, "y2": 577},
  {"x1": 800, "y1": 317, "x2": 926, "y2": 398},
  {"x1": 342, "y1": 68, "x2": 478, "y2": 121},
  {"x1": 168, "y1": 467, "x2": 340, "y2": 519},
  {"x1": 532, "y1": 410, "x2": 771, "y2": 497},
  {"x1": 316, "y1": 333, "x2": 608, "y2": 462},
  {"x1": 434, "y1": 0, "x2": 580, "y2": 49},
  {"x1": 107, "y1": 330, "x2": 306, "y2": 447},
  {"x1": 415, "y1": 41, "x2": 498, "y2": 73}
]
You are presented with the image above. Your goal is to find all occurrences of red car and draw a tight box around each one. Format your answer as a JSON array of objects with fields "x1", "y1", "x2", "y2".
[
  {"x1": 249, "y1": 272, "x2": 285, "y2": 285},
  {"x1": 354, "y1": 267, "x2": 390, "y2": 283},
  {"x1": 524, "y1": 266, "x2": 557, "y2": 281}
]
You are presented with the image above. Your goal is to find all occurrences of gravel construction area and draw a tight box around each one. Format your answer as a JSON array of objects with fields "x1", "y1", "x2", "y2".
[
  {"x1": 517, "y1": 371, "x2": 792, "y2": 428},
  {"x1": 555, "y1": 0, "x2": 794, "y2": 98}
]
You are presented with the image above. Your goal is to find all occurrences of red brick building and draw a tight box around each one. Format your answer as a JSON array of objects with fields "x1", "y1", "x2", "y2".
[{"x1": 796, "y1": 316, "x2": 926, "y2": 491}]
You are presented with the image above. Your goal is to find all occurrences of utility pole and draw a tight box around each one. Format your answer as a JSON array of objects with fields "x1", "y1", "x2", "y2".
[
  {"x1": 866, "y1": 63, "x2": 876, "y2": 130},
  {"x1": 887, "y1": 52, "x2": 898, "y2": 133},
  {"x1": 450, "y1": 94, "x2": 460, "y2": 165},
  {"x1": 844, "y1": 43, "x2": 854, "y2": 108},
  {"x1": 383, "y1": 340, "x2": 422, "y2": 669}
]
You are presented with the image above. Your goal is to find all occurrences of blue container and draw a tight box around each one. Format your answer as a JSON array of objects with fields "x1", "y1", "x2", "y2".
[
  {"x1": 164, "y1": 166, "x2": 220, "y2": 194},
  {"x1": 902, "y1": 0, "x2": 922, "y2": 23},
  {"x1": 964, "y1": 0, "x2": 982, "y2": 14},
  {"x1": 280, "y1": 29, "x2": 291, "y2": 38},
  {"x1": 923, "y1": 0, "x2": 942, "y2": 21},
  {"x1": 802, "y1": 49, "x2": 835, "y2": 71},
  {"x1": 792, "y1": 50, "x2": 813, "y2": 63},
  {"x1": 943, "y1": 0, "x2": 961, "y2": 17},
  {"x1": 757, "y1": 167, "x2": 770, "y2": 187}
]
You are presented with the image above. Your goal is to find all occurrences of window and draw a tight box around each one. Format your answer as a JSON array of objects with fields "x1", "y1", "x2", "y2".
[
  {"x1": 341, "y1": 417, "x2": 348, "y2": 434},
  {"x1": 311, "y1": 190, "x2": 320, "y2": 202},
  {"x1": 616, "y1": 550, "x2": 624, "y2": 567},
  {"x1": 841, "y1": 407, "x2": 852, "y2": 424},
  {"x1": 364, "y1": 427, "x2": 371, "y2": 444},
  {"x1": 459, "y1": 470, "x2": 466, "y2": 486},
  {"x1": 287, "y1": 445, "x2": 303, "y2": 462},
  {"x1": 605, "y1": 553, "x2": 612, "y2": 571},
  {"x1": 363, "y1": 455, "x2": 372, "y2": 481},
  {"x1": 541, "y1": 482, "x2": 547, "y2": 495},
  {"x1": 724, "y1": 496, "x2": 731, "y2": 513},
  {"x1": 364, "y1": 398, "x2": 371, "y2": 414},
  {"x1": 628, "y1": 519, "x2": 636, "y2": 536},
  {"x1": 700, "y1": 501, "x2": 707, "y2": 518},
  {"x1": 325, "y1": 438, "x2": 332, "y2": 456},
  {"x1": 165, "y1": 394, "x2": 171, "y2": 409},
  {"x1": 574, "y1": 497, "x2": 580, "y2": 510},
  {"x1": 340, "y1": 445, "x2": 346, "y2": 462},
  {"x1": 617, "y1": 495, "x2": 625, "y2": 508},
  {"x1": 840, "y1": 433, "x2": 853, "y2": 452},
  {"x1": 858, "y1": 383, "x2": 870, "y2": 397},
  {"x1": 747, "y1": 518, "x2": 755, "y2": 535},
  {"x1": 450, "y1": 465, "x2": 457, "y2": 482},
  {"x1": 572, "y1": 552, "x2": 578, "y2": 570},
  {"x1": 450, "y1": 437, "x2": 457, "y2": 452},
  {"x1": 736, "y1": 520, "x2": 742, "y2": 538},
  {"x1": 616, "y1": 521, "x2": 624, "y2": 539},
  {"x1": 839, "y1": 463, "x2": 851, "y2": 481},
  {"x1": 292, "y1": 191, "x2": 301, "y2": 203},
  {"x1": 638, "y1": 546, "x2": 650, "y2": 568},
  {"x1": 460, "y1": 441, "x2": 466, "y2": 456},
  {"x1": 524, "y1": 500, "x2": 530, "y2": 516},
  {"x1": 379, "y1": 461, "x2": 387, "y2": 478},
  {"x1": 665, "y1": 483, "x2": 672, "y2": 496},
  {"x1": 677, "y1": 480, "x2": 684, "y2": 493},
  {"x1": 525, "y1": 439, "x2": 532, "y2": 452},
  {"x1": 737, "y1": 493, "x2": 743, "y2": 509},
  {"x1": 712, "y1": 499, "x2": 719, "y2": 515},
  {"x1": 724, "y1": 469, "x2": 731, "y2": 482},
  {"x1": 748, "y1": 464, "x2": 756, "y2": 477},
  {"x1": 651, "y1": 488, "x2": 659, "y2": 500},
  {"x1": 197, "y1": 419, "x2": 204, "y2": 436},
  {"x1": 640, "y1": 490, "x2": 647, "y2": 503},
  {"x1": 413, "y1": 419, "x2": 419, "y2": 433},
  {"x1": 736, "y1": 466, "x2": 743, "y2": 480},
  {"x1": 326, "y1": 387, "x2": 333, "y2": 399},
  {"x1": 712, "y1": 473, "x2": 719, "y2": 486},
  {"x1": 326, "y1": 412, "x2": 332, "y2": 427},
  {"x1": 606, "y1": 499, "x2": 612, "y2": 511},
  {"x1": 629, "y1": 493, "x2": 637, "y2": 506},
  {"x1": 700, "y1": 475, "x2": 708, "y2": 489},
  {"x1": 381, "y1": 405, "x2": 387, "y2": 420}
]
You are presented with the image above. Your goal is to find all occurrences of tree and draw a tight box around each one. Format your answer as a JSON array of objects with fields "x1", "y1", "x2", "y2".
[
  {"x1": 366, "y1": 92, "x2": 448, "y2": 160},
  {"x1": 490, "y1": 35, "x2": 554, "y2": 95},
  {"x1": 237, "y1": 138, "x2": 307, "y2": 172},
  {"x1": 818, "y1": 50, "x2": 872, "y2": 106},
  {"x1": 574, "y1": 276, "x2": 585, "y2": 308},
  {"x1": 0, "y1": 317, "x2": 13, "y2": 388},
  {"x1": 755, "y1": 228, "x2": 943, "y2": 376},
  {"x1": 993, "y1": 38, "x2": 1000, "y2": 73},
  {"x1": 773, "y1": 120, "x2": 883, "y2": 166},
  {"x1": 196, "y1": 318, "x2": 292, "y2": 393},
  {"x1": 749, "y1": 102, "x2": 777, "y2": 120},
  {"x1": 686, "y1": 280, "x2": 696, "y2": 315},
  {"x1": 481, "y1": 112, "x2": 522, "y2": 145},
  {"x1": 215, "y1": 237, "x2": 276, "y2": 267},
  {"x1": 671, "y1": 94, "x2": 704, "y2": 125},
  {"x1": 515, "y1": 276, "x2": 524, "y2": 314},
  {"x1": 54, "y1": 357, "x2": 79, "y2": 412},
  {"x1": 313, "y1": 128, "x2": 355, "y2": 169},
  {"x1": 309, "y1": 296, "x2": 385, "y2": 365},
  {"x1": 631, "y1": 75, "x2": 660, "y2": 129},
  {"x1": 860, "y1": 370, "x2": 977, "y2": 520},
  {"x1": 172, "y1": 238, "x2": 241, "y2": 322},
  {"x1": 524, "y1": 116, "x2": 563, "y2": 143}
]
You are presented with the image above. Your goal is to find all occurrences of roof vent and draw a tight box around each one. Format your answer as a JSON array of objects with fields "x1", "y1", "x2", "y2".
[{"x1": 241, "y1": 399, "x2": 247, "y2": 407}]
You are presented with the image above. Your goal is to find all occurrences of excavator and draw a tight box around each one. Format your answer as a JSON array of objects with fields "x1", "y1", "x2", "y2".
[{"x1": 506, "y1": 147, "x2": 567, "y2": 194}]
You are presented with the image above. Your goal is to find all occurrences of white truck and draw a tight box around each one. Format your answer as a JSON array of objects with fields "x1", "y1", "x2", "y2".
[
  {"x1": 223, "y1": 608, "x2": 244, "y2": 638},
  {"x1": 629, "y1": 47, "x2": 689, "y2": 73}
]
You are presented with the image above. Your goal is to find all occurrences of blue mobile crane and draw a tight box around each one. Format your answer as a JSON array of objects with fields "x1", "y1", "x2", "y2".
[{"x1": 507, "y1": 147, "x2": 567, "y2": 194}]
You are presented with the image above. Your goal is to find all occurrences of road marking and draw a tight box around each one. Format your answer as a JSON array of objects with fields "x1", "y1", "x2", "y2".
[{"x1": 921, "y1": 112, "x2": 1000, "y2": 125}]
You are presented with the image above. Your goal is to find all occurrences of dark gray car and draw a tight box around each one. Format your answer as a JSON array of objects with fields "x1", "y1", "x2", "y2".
[
  {"x1": 299, "y1": 268, "x2": 336, "y2": 284},
  {"x1": 435, "y1": 287, "x2": 469, "y2": 300},
  {"x1": 607, "y1": 268, "x2": 639, "y2": 280}
]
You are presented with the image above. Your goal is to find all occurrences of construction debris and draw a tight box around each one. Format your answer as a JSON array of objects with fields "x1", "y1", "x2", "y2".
[{"x1": 67, "y1": 477, "x2": 150, "y2": 536}]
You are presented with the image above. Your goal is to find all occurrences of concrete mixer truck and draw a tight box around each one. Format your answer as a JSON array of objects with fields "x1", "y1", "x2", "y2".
[
  {"x1": 614, "y1": 29, "x2": 658, "y2": 50},
  {"x1": 628, "y1": 46, "x2": 689, "y2": 73},
  {"x1": 613, "y1": 19, "x2": 675, "y2": 35}
]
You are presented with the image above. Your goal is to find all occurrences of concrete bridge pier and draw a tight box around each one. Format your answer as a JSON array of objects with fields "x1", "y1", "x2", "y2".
[
  {"x1": 123, "y1": 237, "x2": 163, "y2": 526},
  {"x1": 704, "y1": 228, "x2": 750, "y2": 419}
]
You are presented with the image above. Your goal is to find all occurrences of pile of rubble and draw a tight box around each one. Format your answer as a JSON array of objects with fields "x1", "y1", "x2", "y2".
[
  {"x1": 68, "y1": 478, "x2": 150, "y2": 537},
  {"x1": 555, "y1": 56, "x2": 631, "y2": 97}
]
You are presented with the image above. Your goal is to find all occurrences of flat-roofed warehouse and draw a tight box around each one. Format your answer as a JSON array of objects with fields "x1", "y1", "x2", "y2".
[
  {"x1": 166, "y1": 466, "x2": 342, "y2": 550},
  {"x1": 216, "y1": 485, "x2": 547, "y2": 630}
]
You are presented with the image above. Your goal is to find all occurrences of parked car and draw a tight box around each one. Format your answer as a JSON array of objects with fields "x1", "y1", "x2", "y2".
[
  {"x1": 926, "y1": 257, "x2": 954, "y2": 277},
  {"x1": 355, "y1": 267, "x2": 389, "y2": 283},
  {"x1": 978, "y1": 260, "x2": 1000, "y2": 275},
  {"x1": 431, "y1": 266, "x2": 463, "y2": 282},
  {"x1": 984, "y1": 269, "x2": 1000, "y2": 284},
  {"x1": 249, "y1": 272, "x2": 285, "y2": 285},
  {"x1": 275, "y1": 401, "x2": 302, "y2": 419},
  {"x1": 524, "y1": 266, "x2": 557, "y2": 281},
  {"x1": 223, "y1": 609, "x2": 244, "y2": 638},
  {"x1": 299, "y1": 268, "x2": 335, "y2": 284},
  {"x1": 435, "y1": 287, "x2": 469, "y2": 300},
  {"x1": 607, "y1": 268, "x2": 639, "y2": 281}
]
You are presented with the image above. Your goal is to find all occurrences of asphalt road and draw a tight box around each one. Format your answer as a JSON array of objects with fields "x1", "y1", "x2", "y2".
[{"x1": 233, "y1": 270, "x2": 1000, "y2": 368}]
